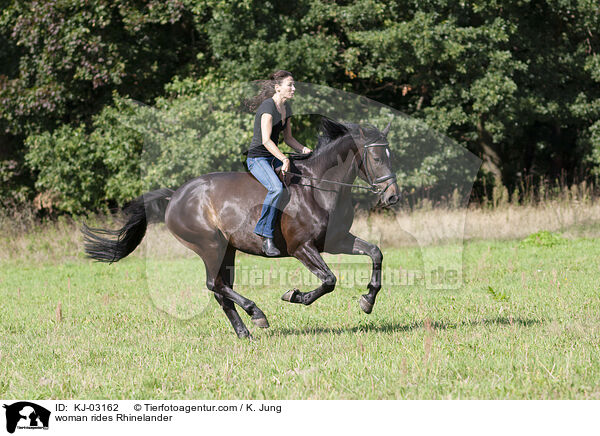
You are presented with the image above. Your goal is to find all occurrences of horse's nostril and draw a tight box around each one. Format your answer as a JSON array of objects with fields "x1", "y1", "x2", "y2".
[{"x1": 387, "y1": 195, "x2": 399, "y2": 205}]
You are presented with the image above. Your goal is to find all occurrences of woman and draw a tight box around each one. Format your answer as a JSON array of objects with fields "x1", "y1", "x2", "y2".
[{"x1": 246, "y1": 70, "x2": 311, "y2": 256}]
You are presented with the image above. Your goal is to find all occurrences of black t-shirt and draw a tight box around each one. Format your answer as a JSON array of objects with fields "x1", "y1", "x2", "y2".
[{"x1": 248, "y1": 98, "x2": 292, "y2": 158}]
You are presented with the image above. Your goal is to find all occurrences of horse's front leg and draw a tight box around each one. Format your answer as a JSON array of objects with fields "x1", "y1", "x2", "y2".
[
  {"x1": 326, "y1": 234, "x2": 383, "y2": 314},
  {"x1": 281, "y1": 242, "x2": 337, "y2": 305}
]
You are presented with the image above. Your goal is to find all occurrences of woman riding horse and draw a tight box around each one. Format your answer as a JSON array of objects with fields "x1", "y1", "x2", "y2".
[
  {"x1": 245, "y1": 70, "x2": 312, "y2": 256},
  {"x1": 82, "y1": 98, "x2": 401, "y2": 339}
]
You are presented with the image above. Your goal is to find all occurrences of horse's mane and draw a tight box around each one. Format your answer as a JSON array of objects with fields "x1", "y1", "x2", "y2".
[{"x1": 290, "y1": 118, "x2": 383, "y2": 164}]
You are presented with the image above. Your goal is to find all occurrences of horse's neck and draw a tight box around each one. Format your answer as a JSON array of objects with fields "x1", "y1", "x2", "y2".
[
  {"x1": 311, "y1": 136, "x2": 359, "y2": 184},
  {"x1": 293, "y1": 136, "x2": 359, "y2": 214}
]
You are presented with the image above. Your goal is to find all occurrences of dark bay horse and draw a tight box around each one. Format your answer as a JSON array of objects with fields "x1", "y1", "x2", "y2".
[{"x1": 82, "y1": 118, "x2": 400, "y2": 338}]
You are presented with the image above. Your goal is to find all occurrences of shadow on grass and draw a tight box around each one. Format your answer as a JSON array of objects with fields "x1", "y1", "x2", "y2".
[{"x1": 268, "y1": 316, "x2": 543, "y2": 337}]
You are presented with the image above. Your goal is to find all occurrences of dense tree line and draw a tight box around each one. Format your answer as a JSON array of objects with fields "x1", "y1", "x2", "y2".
[{"x1": 0, "y1": 0, "x2": 598, "y2": 214}]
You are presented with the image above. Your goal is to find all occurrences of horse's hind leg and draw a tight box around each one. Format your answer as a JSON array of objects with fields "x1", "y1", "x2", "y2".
[
  {"x1": 213, "y1": 293, "x2": 250, "y2": 338},
  {"x1": 206, "y1": 244, "x2": 269, "y2": 335},
  {"x1": 175, "y1": 235, "x2": 268, "y2": 338},
  {"x1": 211, "y1": 245, "x2": 268, "y2": 337},
  {"x1": 210, "y1": 246, "x2": 249, "y2": 338},
  {"x1": 212, "y1": 281, "x2": 270, "y2": 330}
]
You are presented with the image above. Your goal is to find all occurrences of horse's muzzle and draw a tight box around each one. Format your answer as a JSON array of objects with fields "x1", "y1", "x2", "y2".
[
  {"x1": 386, "y1": 194, "x2": 400, "y2": 205},
  {"x1": 378, "y1": 181, "x2": 401, "y2": 207}
]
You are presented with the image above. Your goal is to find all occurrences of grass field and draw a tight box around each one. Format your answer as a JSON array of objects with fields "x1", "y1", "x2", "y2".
[{"x1": 2, "y1": 222, "x2": 600, "y2": 399}]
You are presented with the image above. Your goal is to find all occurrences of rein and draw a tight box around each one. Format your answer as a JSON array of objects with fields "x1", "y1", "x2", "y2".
[{"x1": 278, "y1": 141, "x2": 397, "y2": 195}]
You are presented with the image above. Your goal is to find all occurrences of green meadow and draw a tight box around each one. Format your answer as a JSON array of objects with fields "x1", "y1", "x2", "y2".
[{"x1": 1, "y1": 228, "x2": 600, "y2": 399}]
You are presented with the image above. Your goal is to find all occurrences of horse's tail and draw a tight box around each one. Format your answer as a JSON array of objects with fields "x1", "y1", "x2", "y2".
[{"x1": 81, "y1": 188, "x2": 174, "y2": 263}]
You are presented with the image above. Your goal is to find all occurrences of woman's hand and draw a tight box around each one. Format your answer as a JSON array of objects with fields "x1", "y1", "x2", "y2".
[
  {"x1": 301, "y1": 146, "x2": 312, "y2": 154},
  {"x1": 282, "y1": 158, "x2": 290, "y2": 173}
]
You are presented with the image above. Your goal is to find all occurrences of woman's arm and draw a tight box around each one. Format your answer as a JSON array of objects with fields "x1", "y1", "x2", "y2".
[
  {"x1": 283, "y1": 120, "x2": 311, "y2": 153},
  {"x1": 261, "y1": 113, "x2": 288, "y2": 162}
]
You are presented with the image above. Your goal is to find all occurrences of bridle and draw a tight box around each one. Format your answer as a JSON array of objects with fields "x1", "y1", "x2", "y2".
[
  {"x1": 360, "y1": 141, "x2": 397, "y2": 195},
  {"x1": 280, "y1": 139, "x2": 397, "y2": 195}
]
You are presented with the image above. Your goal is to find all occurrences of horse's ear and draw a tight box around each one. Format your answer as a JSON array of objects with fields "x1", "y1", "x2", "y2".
[
  {"x1": 359, "y1": 127, "x2": 365, "y2": 140},
  {"x1": 382, "y1": 120, "x2": 392, "y2": 137}
]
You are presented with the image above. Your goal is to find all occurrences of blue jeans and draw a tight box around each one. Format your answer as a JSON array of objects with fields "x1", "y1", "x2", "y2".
[{"x1": 247, "y1": 156, "x2": 284, "y2": 238}]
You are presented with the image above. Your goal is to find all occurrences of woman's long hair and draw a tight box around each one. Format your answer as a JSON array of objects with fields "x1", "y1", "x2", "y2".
[{"x1": 245, "y1": 70, "x2": 293, "y2": 112}]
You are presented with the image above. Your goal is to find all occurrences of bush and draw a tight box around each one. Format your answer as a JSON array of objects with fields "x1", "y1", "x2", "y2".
[
  {"x1": 24, "y1": 80, "x2": 255, "y2": 214},
  {"x1": 25, "y1": 95, "x2": 144, "y2": 214}
]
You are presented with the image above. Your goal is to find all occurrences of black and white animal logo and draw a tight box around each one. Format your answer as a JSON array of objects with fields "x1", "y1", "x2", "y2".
[{"x1": 3, "y1": 402, "x2": 51, "y2": 433}]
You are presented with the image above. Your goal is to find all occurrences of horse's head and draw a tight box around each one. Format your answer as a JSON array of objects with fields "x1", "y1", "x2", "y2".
[{"x1": 354, "y1": 121, "x2": 401, "y2": 207}]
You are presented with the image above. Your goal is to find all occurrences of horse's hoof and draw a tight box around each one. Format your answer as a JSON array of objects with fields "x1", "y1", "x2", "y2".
[
  {"x1": 237, "y1": 330, "x2": 251, "y2": 339},
  {"x1": 359, "y1": 295, "x2": 374, "y2": 314},
  {"x1": 252, "y1": 317, "x2": 270, "y2": 329},
  {"x1": 281, "y1": 288, "x2": 300, "y2": 303}
]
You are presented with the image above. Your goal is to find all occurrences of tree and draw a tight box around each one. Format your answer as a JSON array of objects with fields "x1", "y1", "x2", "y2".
[
  {"x1": 3, "y1": 0, "x2": 600, "y2": 213},
  {"x1": 333, "y1": 0, "x2": 600, "y2": 187},
  {"x1": 0, "y1": 0, "x2": 203, "y2": 136}
]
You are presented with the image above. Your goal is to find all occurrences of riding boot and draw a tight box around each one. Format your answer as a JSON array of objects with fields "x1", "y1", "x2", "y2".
[{"x1": 262, "y1": 237, "x2": 281, "y2": 257}]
